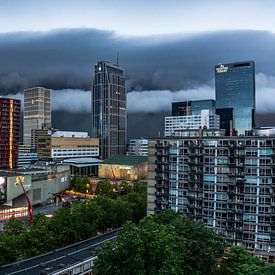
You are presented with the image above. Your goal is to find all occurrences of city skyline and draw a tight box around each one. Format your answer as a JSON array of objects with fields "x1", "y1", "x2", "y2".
[{"x1": 0, "y1": 1, "x2": 275, "y2": 138}]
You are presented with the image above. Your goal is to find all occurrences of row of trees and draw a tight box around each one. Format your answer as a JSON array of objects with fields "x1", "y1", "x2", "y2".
[
  {"x1": 94, "y1": 211, "x2": 275, "y2": 275},
  {"x1": 0, "y1": 181, "x2": 147, "y2": 266}
]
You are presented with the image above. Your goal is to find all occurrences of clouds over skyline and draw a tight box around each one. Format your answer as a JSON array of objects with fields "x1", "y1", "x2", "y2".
[{"x1": 1, "y1": 28, "x2": 275, "y2": 114}]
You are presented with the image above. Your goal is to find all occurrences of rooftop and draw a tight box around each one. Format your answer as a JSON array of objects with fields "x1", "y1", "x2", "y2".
[{"x1": 103, "y1": 155, "x2": 148, "y2": 166}]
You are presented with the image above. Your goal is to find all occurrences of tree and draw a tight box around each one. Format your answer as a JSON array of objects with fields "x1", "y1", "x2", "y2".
[
  {"x1": 95, "y1": 180, "x2": 113, "y2": 197},
  {"x1": 94, "y1": 218, "x2": 182, "y2": 275},
  {"x1": 219, "y1": 246, "x2": 266, "y2": 275}
]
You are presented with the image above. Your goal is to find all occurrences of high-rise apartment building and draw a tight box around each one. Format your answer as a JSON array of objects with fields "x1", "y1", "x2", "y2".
[
  {"x1": 92, "y1": 61, "x2": 127, "y2": 159},
  {"x1": 0, "y1": 98, "x2": 21, "y2": 169},
  {"x1": 215, "y1": 61, "x2": 255, "y2": 135},
  {"x1": 148, "y1": 134, "x2": 275, "y2": 262},
  {"x1": 23, "y1": 87, "x2": 51, "y2": 146}
]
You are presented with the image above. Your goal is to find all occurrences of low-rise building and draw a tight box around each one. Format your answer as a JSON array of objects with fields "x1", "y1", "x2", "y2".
[
  {"x1": 63, "y1": 157, "x2": 102, "y2": 177},
  {"x1": 0, "y1": 163, "x2": 70, "y2": 211},
  {"x1": 99, "y1": 155, "x2": 148, "y2": 181}
]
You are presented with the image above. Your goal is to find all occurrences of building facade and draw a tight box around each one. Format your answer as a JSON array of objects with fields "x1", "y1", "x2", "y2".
[
  {"x1": 148, "y1": 135, "x2": 275, "y2": 261},
  {"x1": 33, "y1": 130, "x2": 99, "y2": 160},
  {"x1": 165, "y1": 110, "x2": 220, "y2": 137},
  {"x1": 23, "y1": 87, "x2": 51, "y2": 145},
  {"x1": 215, "y1": 61, "x2": 255, "y2": 135},
  {"x1": 172, "y1": 99, "x2": 216, "y2": 116},
  {"x1": 17, "y1": 144, "x2": 38, "y2": 168},
  {"x1": 0, "y1": 98, "x2": 21, "y2": 170},
  {"x1": 128, "y1": 138, "x2": 148, "y2": 156},
  {"x1": 91, "y1": 61, "x2": 127, "y2": 159}
]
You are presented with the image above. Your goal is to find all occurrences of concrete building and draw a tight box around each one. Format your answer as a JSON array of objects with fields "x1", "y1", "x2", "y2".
[
  {"x1": 23, "y1": 87, "x2": 51, "y2": 145},
  {"x1": 165, "y1": 110, "x2": 220, "y2": 137},
  {"x1": 148, "y1": 134, "x2": 275, "y2": 262},
  {"x1": 0, "y1": 164, "x2": 70, "y2": 211},
  {"x1": 32, "y1": 130, "x2": 99, "y2": 160},
  {"x1": 0, "y1": 97, "x2": 21, "y2": 170},
  {"x1": 99, "y1": 155, "x2": 148, "y2": 181},
  {"x1": 17, "y1": 145, "x2": 38, "y2": 168},
  {"x1": 92, "y1": 61, "x2": 127, "y2": 159},
  {"x1": 215, "y1": 61, "x2": 255, "y2": 135},
  {"x1": 128, "y1": 138, "x2": 148, "y2": 156}
]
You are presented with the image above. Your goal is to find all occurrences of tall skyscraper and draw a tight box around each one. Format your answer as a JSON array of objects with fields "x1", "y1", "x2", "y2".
[
  {"x1": 0, "y1": 97, "x2": 21, "y2": 169},
  {"x1": 23, "y1": 87, "x2": 51, "y2": 146},
  {"x1": 92, "y1": 61, "x2": 127, "y2": 159},
  {"x1": 215, "y1": 61, "x2": 255, "y2": 135}
]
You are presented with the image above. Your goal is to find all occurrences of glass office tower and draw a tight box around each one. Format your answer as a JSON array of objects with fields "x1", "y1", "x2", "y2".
[
  {"x1": 172, "y1": 99, "x2": 216, "y2": 116},
  {"x1": 215, "y1": 61, "x2": 255, "y2": 135},
  {"x1": 92, "y1": 61, "x2": 127, "y2": 159}
]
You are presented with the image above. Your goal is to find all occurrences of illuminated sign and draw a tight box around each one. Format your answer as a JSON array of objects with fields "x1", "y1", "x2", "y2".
[
  {"x1": 0, "y1": 206, "x2": 28, "y2": 221},
  {"x1": 216, "y1": 64, "x2": 229, "y2": 74}
]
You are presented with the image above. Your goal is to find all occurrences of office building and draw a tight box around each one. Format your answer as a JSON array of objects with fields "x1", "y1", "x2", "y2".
[
  {"x1": 165, "y1": 110, "x2": 220, "y2": 137},
  {"x1": 23, "y1": 87, "x2": 51, "y2": 145},
  {"x1": 215, "y1": 61, "x2": 255, "y2": 135},
  {"x1": 148, "y1": 134, "x2": 275, "y2": 261},
  {"x1": 91, "y1": 61, "x2": 127, "y2": 159},
  {"x1": 128, "y1": 138, "x2": 148, "y2": 156},
  {"x1": 172, "y1": 99, "x2": 216, "y2": 116},
  {"x1": 0, "y1": 98, "x2": 21, "y2": 170},
  {"x1": 33, "y1": 130, "x2": 99, "y2": 160}
]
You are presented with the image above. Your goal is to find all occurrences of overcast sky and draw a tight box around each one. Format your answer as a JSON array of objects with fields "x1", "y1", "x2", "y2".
[
  {"x1": 0, "y1": 0, "x2": 275, "y2": 35},
  {"x1": 1, "y1": 0, "x2": 275, "y2": 136}
]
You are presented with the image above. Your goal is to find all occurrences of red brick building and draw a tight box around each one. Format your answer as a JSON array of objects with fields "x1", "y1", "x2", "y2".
[{"x1": 0, "y1": 98, "x2": 21, "y2": 169}]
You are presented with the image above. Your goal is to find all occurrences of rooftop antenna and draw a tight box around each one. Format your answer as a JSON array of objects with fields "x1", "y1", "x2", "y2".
[{"x1": 116, "y1": 52, "x2": 119, "y2": 65}]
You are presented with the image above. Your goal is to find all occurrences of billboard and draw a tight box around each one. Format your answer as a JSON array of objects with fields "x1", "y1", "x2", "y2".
[{"x1": 0, "y1": 176, "x2": 7, "y2": 204}]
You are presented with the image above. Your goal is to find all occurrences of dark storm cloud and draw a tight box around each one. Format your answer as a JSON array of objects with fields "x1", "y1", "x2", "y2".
[{"x1": 1, "y1": 28, "x2": 275, "y2": 95}]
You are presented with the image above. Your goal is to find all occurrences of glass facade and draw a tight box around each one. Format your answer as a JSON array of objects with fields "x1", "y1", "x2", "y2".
[
  {"x1": 215, "y1": 61, "x2": 255, "y2": 135},
  {"x1": 92, "y1": 61, "x2": 126, "y2": 159},
  {"x1": 172, "y1": 99, "x2": 215, "y2": 116}
]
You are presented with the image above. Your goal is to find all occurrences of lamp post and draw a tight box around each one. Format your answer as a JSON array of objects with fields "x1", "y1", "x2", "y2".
[{"x1": 16, "y1": 176, "x2": 33, "y2": 226}]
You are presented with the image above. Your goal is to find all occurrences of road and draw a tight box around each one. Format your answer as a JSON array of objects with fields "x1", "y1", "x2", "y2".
[{"x1": 0, "y1": 229, "x2": 118, "y2": 275}]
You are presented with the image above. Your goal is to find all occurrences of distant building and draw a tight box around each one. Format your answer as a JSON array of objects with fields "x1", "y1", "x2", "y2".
[
  {"x1": 0, "y1": 98, "x2": 21, "y2": 170},
  {"x1": 63, "y1": 157, "x2": 102, "y2": 177},
  {"x1": 253, "y1": 127, "x2": 275, "y2": 137},
  {"x1": 172, "y1": 99, "x2": 216, "y2": 116},
  {"x1": 165, "y1": 110, "x2": 220, "y2": 137},
  {"x1": 17, "y1": 145, "x2": 38, "y2": 168},
  {"x1": 92, "y1": 61, "x2": 127, "y2": 159},
  {"x1": 128, "y1": 138, "x2": 148, "y2": 156},
  {"x1": 23, "y1": 87, "x2": 51, "y2": 145},
  {"x1": 32, "y1": 130, "x2": 99, "y2": 160},
  {"x1": 99, "y1": 155, "x2": 148, "y2": 181},
  {"x1": 215, "y1": 61, "x2": 255, "y2": 135}
]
